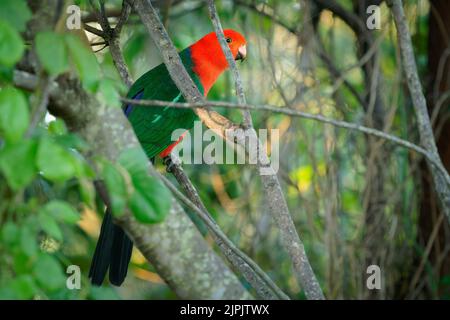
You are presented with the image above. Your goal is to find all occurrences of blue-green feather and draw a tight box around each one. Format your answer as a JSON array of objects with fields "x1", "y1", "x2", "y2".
[{"x1": 125, "y1": 48, "x2": 204, "y2": 158}]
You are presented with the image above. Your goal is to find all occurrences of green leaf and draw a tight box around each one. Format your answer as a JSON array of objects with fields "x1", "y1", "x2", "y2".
[
  {"x1": 124, "y1": 32, "x2": 146, "y2": 65},
  {"x1": 13, "y1": 251, "x2": 31, "y2": 274},
  {"x1": 1, "y1": 221, "x2": 19, "y2": 245},
  {"x1": 0, "y1": 0, "x2": 31, "y2": 32},
  {"x1": 72, "y1": 155, "x2": 95, "y2": 178},
  {"x1": 129, "y1": 191, "x2": 157, "y2": 223},
  {"x1": 130, "y1": 175, "x2": 171, "y2": 224},
  {"x1": 0, "y1": 140, "x2": 37, "y2": 190},
  {"x1": 118, "y1": 147, "x2": 149, "y2": 176},
  {"x1": 36, "y1": 138, "x2": 77, "y2": 182},
  {"x1": 33, "y1": 254, "x2": 65, "y2": 291},
  {"x1": 118, "y1": 148, "x2": 171, "y2": 223},
  {"x1": 129, "y1": 187, "x2": 169, "y2": 224},
  {"x1": 38, "y1": 212, "x2": 63, "y2": 241},
  {"x1": 133, "y1": 174, "x2": 171, "y2": 221},
  {"x1": 40, "y1": 200, "x2": 79, "y2": 224},
  {"x1": 79, "y1": 178, "x2": 95, "y2": 207},
  {"x1": 0, "y1": 19, "x2": 25, "y2": 67},
  {"x1": 11, "y1": 275, "x2": 37, "y2": 299},
  {"x1": 103, "y1": 162, "x2": 128, "y2": 217},
  {"x1": 54, "y1": 133, "x2": 89, "y2": 152},
  {"x1": 36, "y1": 32, "x2": 69, "y2": 76},
  {"x1": 20, "y1": 225, "x2": 38, "y2": 257},
  {"x1": 0, "y1": 64, "x2": 13, "y2": 82},
  {"x1": 0, "y1": 86, "x2": 29, "y2": 142},
  {"x1": 48, "y1": 118, "x2": 68, "y2": 136},
  {"x1": 65, "y1": 34, "x2": 101, "y2": 91}
]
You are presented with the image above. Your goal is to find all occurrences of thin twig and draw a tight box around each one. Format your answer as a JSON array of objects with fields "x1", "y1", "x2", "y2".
[
  {"x1": 26, "y1": 75, "x2": 54, "y2": 137},
  {"x1": 207, "y1": 0, "x2": 250, "y2": 126},
  {"x1": 90, "y1": 41, "x2": 108, "y2": 46},
  {"x1": 120, "y1": 97, "x2": 450, "y2": 187},
  {"x1": 83, "y1": 23, "x2": 105, "y2": 37},
  {"x1": 89, "y1": 0, "x2": 133, "y2": 86},
  {"x1": 114, "y1": 0, "x2": 131, "y2": 35},
  {"x1": 88, "y1": 0, "x2": 110, "y2": 33}
]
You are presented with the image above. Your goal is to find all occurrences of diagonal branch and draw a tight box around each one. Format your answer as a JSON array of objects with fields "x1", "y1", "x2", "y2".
[
  {"x1": 26, "y1": 75, "x2": 55, "y2": 137},
  {"x1": 120, "y1": 97, "x2": 449, "y2": 183},
  {"x1": 207, "y1": 0, "x2": 250, "y2": 126},
  {"x1": 159, "y1": 160, "x2": 289, "y2": 299},
  {"x1": 206, "y1": 0, "x2": 324, "y2": 300},
  {"x1": 114, "y1": 0, "x2": 132, "y2": 35},
  {"x1": 131, "y1": 0, "x2": 326, "y2": 299}
]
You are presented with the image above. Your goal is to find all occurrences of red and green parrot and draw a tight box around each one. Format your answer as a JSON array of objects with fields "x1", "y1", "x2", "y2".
[{"x1": 89, "y1": 29, "x2": 247, "y2": 286}]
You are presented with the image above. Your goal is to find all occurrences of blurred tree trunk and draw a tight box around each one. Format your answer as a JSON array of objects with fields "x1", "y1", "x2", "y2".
[{"x1": 418, "y1": 0, "x2": 450, "y2": 298}]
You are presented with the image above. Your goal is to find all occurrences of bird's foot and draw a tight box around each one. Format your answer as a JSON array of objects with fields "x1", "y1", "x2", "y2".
[{"x1": 163, "y1": 156, "x2": 175, "y2": 173}]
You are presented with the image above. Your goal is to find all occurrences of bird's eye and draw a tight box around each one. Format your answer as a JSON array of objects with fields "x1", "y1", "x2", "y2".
[{"x1": 226, "y1": 37, "x2": 232, "y2": 43}]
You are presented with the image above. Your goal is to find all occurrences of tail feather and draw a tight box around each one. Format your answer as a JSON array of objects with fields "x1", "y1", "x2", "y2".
[
  {"x1": 109, "y1": 225, "x2": 133, "y2": 286},
  {"x1": 89, "y1": 209, "x2": 114, "y2": 285},
  {"x1": 89, "y1": 208, "x2": 133, "y2": 286}
]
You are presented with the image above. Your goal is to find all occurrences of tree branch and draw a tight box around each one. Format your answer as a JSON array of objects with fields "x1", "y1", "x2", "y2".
[
  {"x1": 206, "y1": 0, "x2": 324, "y2": 300},
  {"x1": 389, "y1": 0, "x2": 450, "y2": 222},
  {"x1": 207, "y1": 0, "x2": 250, "y2": 126},
  {"x1": 159, "y1": 159, "x2": 289, "y2": 299},
  {"x1": 83, "y1": 23, "x2": 105, "y2": 37},
  {"x1": 121, "y1": 97, "x2": 450, "y2": 186}
]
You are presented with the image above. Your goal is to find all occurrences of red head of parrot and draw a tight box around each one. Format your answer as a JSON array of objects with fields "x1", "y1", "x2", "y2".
[{"x1": 190, "y1": 29, "x2": 247, "y2": 95}]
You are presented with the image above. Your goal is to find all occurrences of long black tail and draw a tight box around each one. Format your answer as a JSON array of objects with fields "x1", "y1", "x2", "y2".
[{"x1": 89, "y1": 208, "x2": 133, "y2": 286}]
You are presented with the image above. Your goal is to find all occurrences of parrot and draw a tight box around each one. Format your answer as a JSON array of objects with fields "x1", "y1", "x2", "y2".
[{"x1": 89, "y1": 29, "x2": 247, "y2": 286}]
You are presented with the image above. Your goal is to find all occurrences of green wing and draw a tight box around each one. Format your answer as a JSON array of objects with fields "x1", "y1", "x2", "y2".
[{"x1": 125, "y1": 48, "x2": 203, "y2": 158}]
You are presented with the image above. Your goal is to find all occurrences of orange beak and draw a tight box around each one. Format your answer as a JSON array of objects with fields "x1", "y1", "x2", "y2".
[{"x1": 235, "y1": 45, "x2": 247, "y2": 61}]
